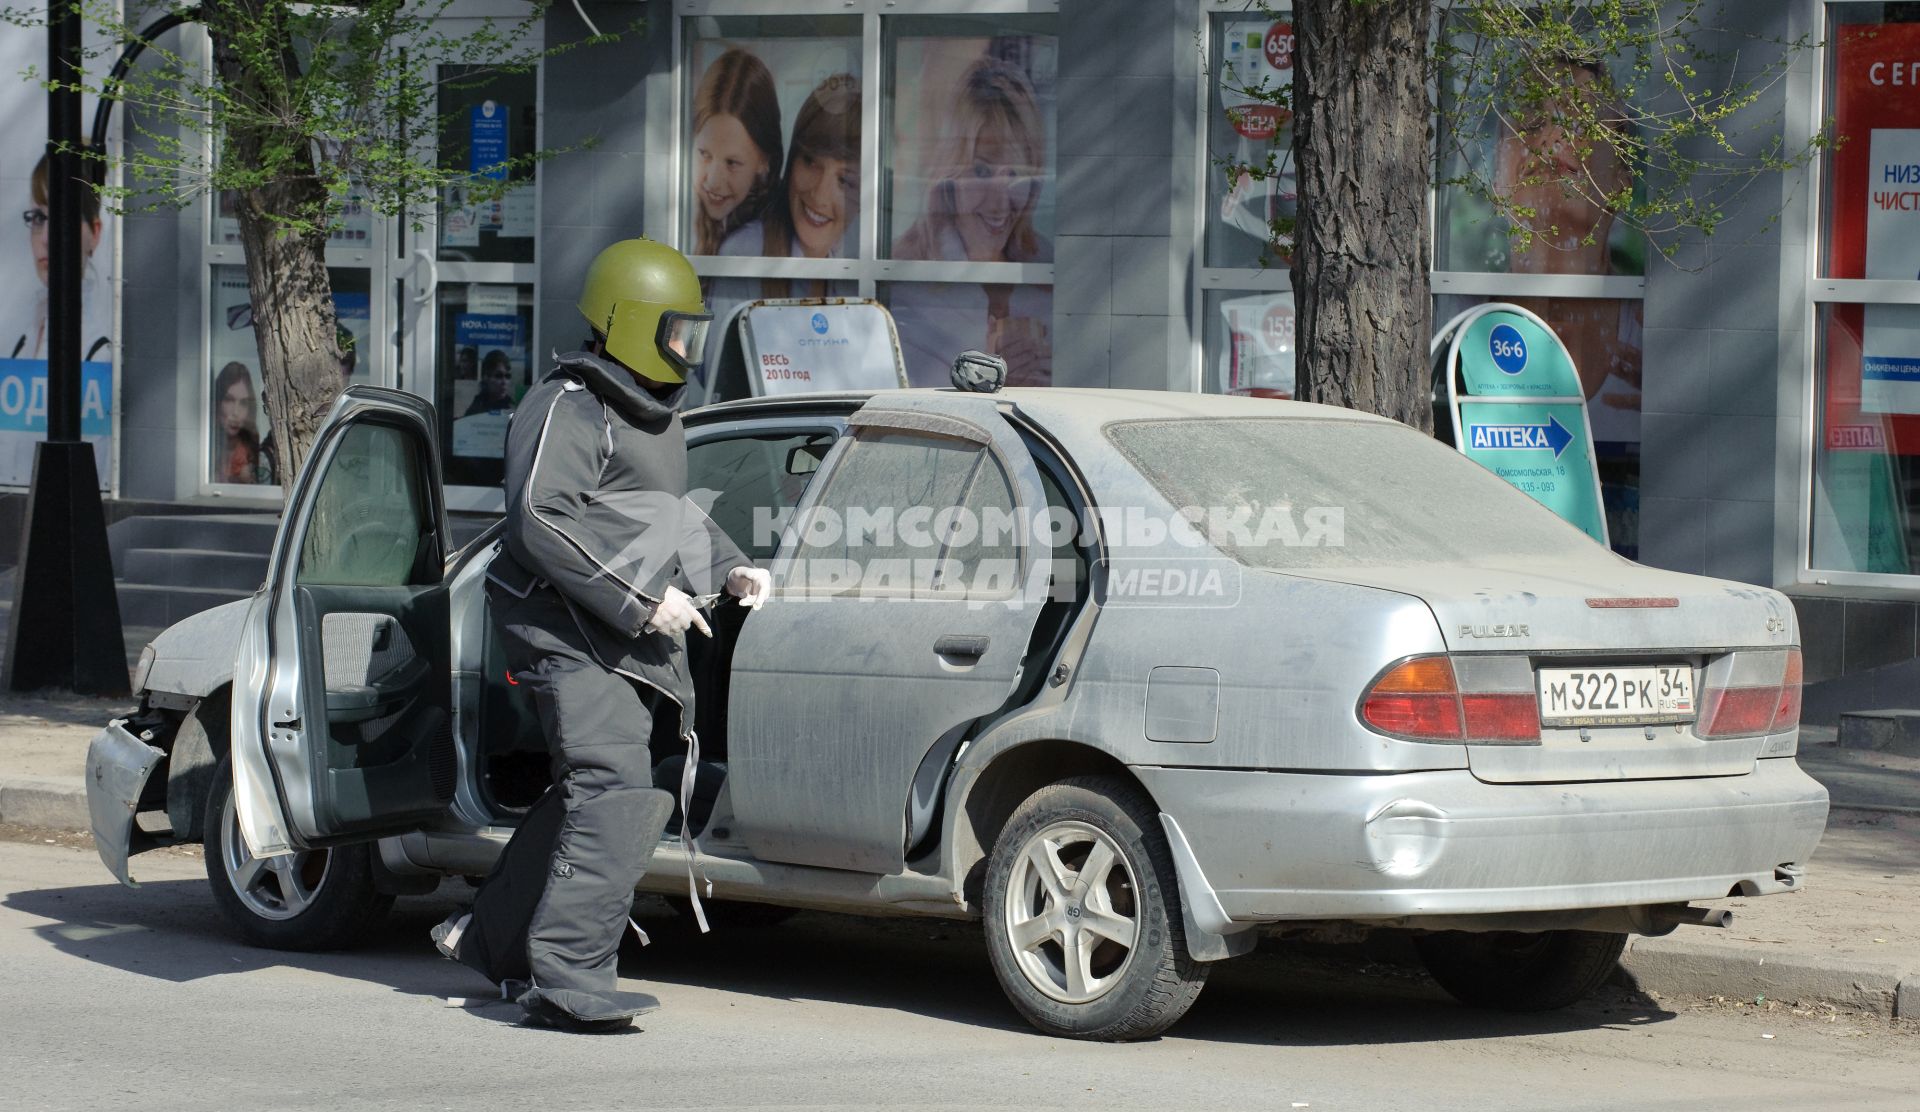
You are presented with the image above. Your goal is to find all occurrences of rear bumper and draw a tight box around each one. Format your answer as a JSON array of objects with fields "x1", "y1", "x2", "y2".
[{"x1": 1136, "y1": 758, "x2": 1828, "y2": 923}]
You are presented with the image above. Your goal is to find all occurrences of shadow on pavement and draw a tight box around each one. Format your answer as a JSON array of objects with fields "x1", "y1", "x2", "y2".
[{"x1": 9, "y1": 875, "x2": 1678, "y2": 1044}]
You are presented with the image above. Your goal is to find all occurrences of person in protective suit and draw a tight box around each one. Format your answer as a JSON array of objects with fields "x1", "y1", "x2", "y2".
[{"x1": 433, "y1": 238, "x2": 770, "y2": 1031}]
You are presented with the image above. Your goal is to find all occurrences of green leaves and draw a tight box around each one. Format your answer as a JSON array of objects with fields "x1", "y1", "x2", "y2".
[{"x1": 15, "y1": 0, "x2": 620, "y2": 241}]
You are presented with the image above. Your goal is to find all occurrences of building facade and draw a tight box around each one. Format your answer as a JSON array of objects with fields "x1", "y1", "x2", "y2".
[{"x1": 12, "y1": 0, "x2": 1920, "y2": 710}]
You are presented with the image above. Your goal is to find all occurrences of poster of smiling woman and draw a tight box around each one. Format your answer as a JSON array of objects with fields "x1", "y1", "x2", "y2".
[{"x1": 0, "y1": 7, "x2": 117, "y2": 490}]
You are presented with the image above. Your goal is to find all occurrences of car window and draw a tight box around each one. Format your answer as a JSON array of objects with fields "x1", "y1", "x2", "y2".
[
  {"x1": 791, "y1": 429, "x2": 1017, "y2": 597},
  {"x1": 687, "y1": 429, "x2": 836, "y2": 563},
  {"x1": 297, "y1": 420, "x2": 434, "y2": 587},
  {"x1": 1105, "y1": 417, "x2": 1605, "y2": 570}
]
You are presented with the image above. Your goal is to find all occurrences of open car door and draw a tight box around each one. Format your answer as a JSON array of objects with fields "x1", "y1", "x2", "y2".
[
  {"x1": 229, "y1": 387, "x2": 455, "y2": 857},
  {"x1": 724, "y1": 392, "x2": 1052, "y2": 875}
]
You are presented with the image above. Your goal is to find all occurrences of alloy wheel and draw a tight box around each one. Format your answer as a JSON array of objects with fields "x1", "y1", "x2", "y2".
[
  {"x1": 1001, "y1": 819, "x2": 1141, "y2": 1004},
  {"x1": 220, "y1": 790, "x2": 332, "y2": 921}
]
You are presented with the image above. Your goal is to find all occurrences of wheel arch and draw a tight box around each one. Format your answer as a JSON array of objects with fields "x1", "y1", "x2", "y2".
[
  {"x1": 945, "y1": 738, "x2": 1148, "y2": 909},
  {"x1": 163, "y1": 684, "x2": 232, "y2": 844}
]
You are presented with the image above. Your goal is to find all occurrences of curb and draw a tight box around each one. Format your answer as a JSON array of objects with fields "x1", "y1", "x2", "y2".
[
  {"x1": 1620, "y1": 934, "x2": 1916, "y2": 1019},
  {"x1": 0, "y1": 777, "x2": 91, "y2": 832}
]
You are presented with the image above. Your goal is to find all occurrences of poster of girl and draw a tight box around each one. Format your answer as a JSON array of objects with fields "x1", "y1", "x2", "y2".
[{"x1": 689, "y1": 49, "x2": 784, "y2": 255}]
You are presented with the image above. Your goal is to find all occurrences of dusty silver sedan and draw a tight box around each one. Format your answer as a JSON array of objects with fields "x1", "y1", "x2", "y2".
[{"x1": 88, "y1": 385, "x2": 1827, "y2": 1039}]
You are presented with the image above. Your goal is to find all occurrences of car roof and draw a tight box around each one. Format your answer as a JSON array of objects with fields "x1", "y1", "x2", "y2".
[{"x1": 688, "y1": 387, "x2": 1398, "y2": 433}]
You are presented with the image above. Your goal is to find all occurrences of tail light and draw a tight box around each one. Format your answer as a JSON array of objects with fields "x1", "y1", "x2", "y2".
[
  {"x1": 1698, "y1": 647, "x2": 1801, "y2": 738},
  {"x1": 1361, "y1": 655, "x2": 1540, "y2": 745}
]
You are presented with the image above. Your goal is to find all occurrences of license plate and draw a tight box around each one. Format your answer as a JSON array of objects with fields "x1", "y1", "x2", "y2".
[{"x1": 1537, "y1": 665, "x2": 1695, "y2": 727}]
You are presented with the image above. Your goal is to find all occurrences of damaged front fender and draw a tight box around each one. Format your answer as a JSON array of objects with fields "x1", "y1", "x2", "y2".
[{"x1": 86, "y1": 721, "x2": 167, "y2": 886}]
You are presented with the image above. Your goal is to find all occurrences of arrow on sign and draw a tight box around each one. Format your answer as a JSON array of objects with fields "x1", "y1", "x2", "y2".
[{"x1": 1467, "y1": 414, "x2": 1574, "y2": 458}]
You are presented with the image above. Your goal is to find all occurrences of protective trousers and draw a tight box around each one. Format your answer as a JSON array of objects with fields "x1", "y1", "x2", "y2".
[{"x1": 455, "y1": 607, "x2": 677, "y2": 1027}]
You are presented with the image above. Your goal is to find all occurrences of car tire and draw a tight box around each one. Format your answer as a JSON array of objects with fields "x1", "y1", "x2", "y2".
[
  {"x1": 202, "y1": 758, "x2": 392, "y2": 951},
  {"x1": 981, "y1": 775, "x2": 1208, "y2": 1041},
  {"x1": 1414, "y1": 929, "x2": 1628, "y2": 1012}
]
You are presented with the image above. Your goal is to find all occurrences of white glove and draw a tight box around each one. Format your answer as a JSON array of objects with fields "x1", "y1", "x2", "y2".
[
  {"x1": 726, "y1": 566, "x2": 771, "y2": 610},
  {"x1": 646, "y1": 585, "x2": 712, "y2": 637}
]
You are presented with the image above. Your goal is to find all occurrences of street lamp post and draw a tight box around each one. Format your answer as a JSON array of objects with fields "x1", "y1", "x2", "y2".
[{"x1": 3, "y1": 0, "x2": 129, "y2": 695}]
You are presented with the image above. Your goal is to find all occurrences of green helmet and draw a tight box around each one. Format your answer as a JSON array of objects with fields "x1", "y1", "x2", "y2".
[{"x1": 576, "y1": 238, "x2": 710, "y2": 385}]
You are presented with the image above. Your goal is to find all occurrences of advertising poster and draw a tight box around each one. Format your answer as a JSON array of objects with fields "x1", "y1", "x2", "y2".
[
  {"x1": 1208, "y1": 15, "x2": 1295, "y2": 268},
  {"x1": 1859, "y1": 128, "x2": 1920, "y2": 415},
  {"x1": 741, "y1": 301, "x2": 905, "y2": 396},
  {"x1": 208, "y1": 266, "x2": 371, "y2": 486},
  {"x1": 1814, "y1": 20, "x2": 1920, "y2": 573},
  {"x1": 444, "y1": 283, "x2": 532, "y2": 464},
  {"x1": 686, "y1": 30, "x2": 862, "y2": 260},
  {"x1": 1, "y1": 7, "x2": 117, "y2": 488},
  {"x1": 1215, "y1": 291, "x2": 1295, "y2": 398},
  {"x1": 885, "y1": 26, "x2": 1056, "y2": 387}
]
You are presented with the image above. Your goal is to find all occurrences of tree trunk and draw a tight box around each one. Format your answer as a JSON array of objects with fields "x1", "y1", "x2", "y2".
[
  {"x1": 1290, "y1": 0, "x2": 1433, "y2": 432},
  {"x1": 207, "y1": 0, "x2": 344, "y2": 495}
]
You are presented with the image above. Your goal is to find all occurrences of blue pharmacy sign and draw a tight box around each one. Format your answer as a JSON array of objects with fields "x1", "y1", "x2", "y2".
[{"x1": 1432, "y1": 303, "x2": 1608, "y2": 545}]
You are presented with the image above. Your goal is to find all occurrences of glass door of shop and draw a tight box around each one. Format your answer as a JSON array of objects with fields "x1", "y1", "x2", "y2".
[{"x1": 395, "y1": 63, "x2": 543, "y2": 513}]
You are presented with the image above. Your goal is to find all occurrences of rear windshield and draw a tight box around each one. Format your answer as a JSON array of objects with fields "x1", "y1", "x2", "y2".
[{"x1": 1104, "y1": 418, "x2": 1606, "y2": 569}]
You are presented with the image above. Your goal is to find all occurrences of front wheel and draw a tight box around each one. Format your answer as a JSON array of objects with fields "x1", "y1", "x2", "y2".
[
  {"x1": 202, "y1": 758, "x2": 391, "y2": 950},
  {"x1": 981, "y1": 775, "x2": 1208, "y2": 1040},
  {"x1": 1415, "y1": 929, "x2": 1627, "y2": 1012}
]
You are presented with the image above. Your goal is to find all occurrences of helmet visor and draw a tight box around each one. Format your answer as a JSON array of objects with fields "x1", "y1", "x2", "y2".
[{"x1": 657, "y1": 311, "x2": 712, "y2": 372}]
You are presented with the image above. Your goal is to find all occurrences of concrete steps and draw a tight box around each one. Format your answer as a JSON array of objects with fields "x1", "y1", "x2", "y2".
[{"x1": 1838, "y1": 709, "x2": 1920, "y2": 758}]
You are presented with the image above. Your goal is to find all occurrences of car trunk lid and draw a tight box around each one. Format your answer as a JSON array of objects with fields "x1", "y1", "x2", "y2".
[{"x1": 1284, "y1": 560, "x2": 1797, "y2": 782}]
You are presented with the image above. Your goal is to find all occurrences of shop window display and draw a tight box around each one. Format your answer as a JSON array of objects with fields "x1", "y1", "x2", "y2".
[
  {"x1": 1811, "y1": 8, "x2": 1920, "y2": 575},
  {"x1": 207, "y1": 265, "x2": 371, "y2": 487}
]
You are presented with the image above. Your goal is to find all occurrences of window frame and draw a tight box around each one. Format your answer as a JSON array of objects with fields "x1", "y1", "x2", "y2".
[{"x1": 1795, "y1": 0, "x2": 1920, "y2": 591}]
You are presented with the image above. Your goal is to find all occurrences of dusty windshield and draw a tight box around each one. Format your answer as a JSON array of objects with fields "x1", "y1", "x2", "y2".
[{"x1": 1104, "y1": 417, "x2": 1607, "y2": 569}]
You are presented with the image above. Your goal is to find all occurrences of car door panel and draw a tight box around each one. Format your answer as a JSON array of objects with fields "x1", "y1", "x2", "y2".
[
  {"x1": 235, "y1": 388, "x2": 455, "y2": 854},
  {"x1": 726, "y1": 394, "x2": 1049, "y2": 875}
]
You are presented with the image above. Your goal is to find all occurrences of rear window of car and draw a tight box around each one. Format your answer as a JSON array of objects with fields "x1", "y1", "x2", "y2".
[{"x1": 1104, "y1": 417, "x2": 1606, "y2": 569}]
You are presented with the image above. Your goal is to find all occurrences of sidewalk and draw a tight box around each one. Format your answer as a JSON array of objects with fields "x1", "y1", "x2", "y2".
[{"x1": 0, "y1": 693, "x2": 1914, "y2": 1018}]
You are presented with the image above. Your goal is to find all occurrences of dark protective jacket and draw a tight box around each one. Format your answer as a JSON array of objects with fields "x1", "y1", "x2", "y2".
[{"x1": 485, "y1": 350, "x2": 750, "y2": 717}]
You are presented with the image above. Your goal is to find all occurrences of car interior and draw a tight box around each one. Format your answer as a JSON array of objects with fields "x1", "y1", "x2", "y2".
[{"x1": 465, "y1": 423, "x2": 1093, "y2": 865}]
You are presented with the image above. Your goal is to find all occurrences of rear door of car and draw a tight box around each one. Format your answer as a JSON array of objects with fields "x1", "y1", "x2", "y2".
[
  {"x1": 724, "y1": 393, "x2": 1051, "y2": 874},
  {"x1": 229, "y1": 387, "x2": 455, "y2": 857}
]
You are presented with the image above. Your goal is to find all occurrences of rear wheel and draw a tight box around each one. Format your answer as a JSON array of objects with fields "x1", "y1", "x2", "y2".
[
  {"x1": 202, "y1": 758, "x2": 391, "y2": 950},
  {"x1": 982, "y1": 775, "x2": 1208, "y2": 1040},
  {"x1": 1415, "y1": 929, "x2": 1627, "y2": 1011}
]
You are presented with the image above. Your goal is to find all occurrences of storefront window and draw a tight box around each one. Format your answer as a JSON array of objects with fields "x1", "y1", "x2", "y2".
[
  {"x1": 682, "y1": 16, "x2": 862, "y2": 258},
  {"x1": 1205, "y1": 10, "x2": 1294, "y2": 269},
  {"x1": 882, "y1": 281, "x2": 1053, "y2": 387},
  {"x1": 435, "y1": 281, "x2": 534, "y2": 489},
  {"x1": 1436, "y1": 293, "x2": 1642, "y2": 559},
  {"x1": 1810, "y1": 6, "x2": 1920, "y2": 575},
  {"x1": 1433, "y1": 23, "x2": 1646, "y2": 277},
  {"x1": 1812, "y1": 302, "x2": 1920, "y2": 575},
  {"x1": 1203, "y1": 288, "x2": 1294, "y2": 397},
  {"x1": 436, "y1": 65, "x2": 539, "y2": 266},
  {"x1": 207, "y1": 265, "x2": 372, "y2": 487},
  {"x1": 882, "y1": 15, "x2": 1057, "y2": 264}
]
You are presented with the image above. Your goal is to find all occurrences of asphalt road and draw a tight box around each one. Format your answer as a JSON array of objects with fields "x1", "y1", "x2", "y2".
[{"x1": 1, "y1": 837, "x2": 1913, "y2": 1112}]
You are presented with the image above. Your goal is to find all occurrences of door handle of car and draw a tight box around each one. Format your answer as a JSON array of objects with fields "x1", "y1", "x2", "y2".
[{"x1": 934, "y1": 634, "x2": 990, "y2": 661}]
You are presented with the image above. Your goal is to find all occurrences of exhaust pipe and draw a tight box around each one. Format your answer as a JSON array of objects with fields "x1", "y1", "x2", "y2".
[{"x1": 1648, "y1": 904, "x2": 1733, "y2": 931}]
